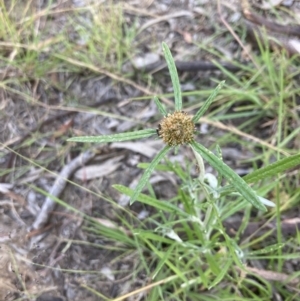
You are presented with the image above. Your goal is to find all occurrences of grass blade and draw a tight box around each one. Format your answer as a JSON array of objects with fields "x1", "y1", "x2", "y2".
[
  {"x1": 114, "y1": 185, "x2": 190, "y2": 217},
  {"x1": 193, "y1": 81, "x2": 225, "y2": 123},
  {"x1": 67, "y1": 129, "x2": 156, "y2": 143},
  {"x1": 130, "y1": 145, "x2": 171, "y2": 204},
  {"x1": 162, "y1": 42, "x2": 182, "y2": 111},
  {"x1": 208, "y1": 258, "x2": 233, "y2": 289},
  {"x1": 190, "y1": 141, "x2": 267, "y2": 212}
]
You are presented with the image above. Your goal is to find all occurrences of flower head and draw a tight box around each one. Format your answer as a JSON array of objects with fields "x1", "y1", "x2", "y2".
[{"x1": 157, "y1": 111, "x2": 196, "y2": 146}]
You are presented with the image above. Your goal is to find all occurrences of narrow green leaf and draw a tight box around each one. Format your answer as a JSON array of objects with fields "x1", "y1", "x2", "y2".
[
  {"x1": 211, "y1": 59, "x2": 244, "y2": 87},
  {"x1": 137, "y1": 232, "x2": 174, "y2": 244},
  {"x1": 218, "y1": 153, "x2": 300, "y2": 199},
  {"x1": 208, "y1": 258, "x2": 233, "y2": 289},
  {"x1": 130, "y1": 145, "x2": 172, "y2": 204},
  {"x1": 247, "y1": 243, "x2": 284, "y2": 256},
  {"x1": 154, "y1": 96, "x2": 167, "y2": 116},
  {"x1": 162, "y1": 42, "x2": 182, "y2": 111},
  {"x1": 197, "y1": 265, "x2": 209, "y2": 288},
  {"x1": 249, "y1": 253, "x2": 300, "y2": 260},
  {"x1": 223, "y1": 233, "x2": 245, "y2": 267},
  {"x1": 193, "y1": 81, "x2": 225, "y2": 123},
  {"x1": 190, "y1": 141, "x2": 267, "y2": 212},
  {"x1": 215, "y1": 145, "x2": 224, "y2": 184},
  {"x1": 205, "y1": 252, "x2": 221, "y2": 275},
  {"x1": 137, "y1": 163, "x2": 172, "y2": 172},
  {"x1": 243, "y1": 153, "x2": 300, "y2": 183},
  {"x1": 67, "y1": 129, "x2": 156, "y2": 143},
  {"x1": 145, "y1": 240, "x2": 188, "y2": 283},
  {"x1": 113, "y1": 185, "x2": 189, "y2": 217},
  {"x1": 152, "y1": 243, "x2": 176, "y2": 279}
]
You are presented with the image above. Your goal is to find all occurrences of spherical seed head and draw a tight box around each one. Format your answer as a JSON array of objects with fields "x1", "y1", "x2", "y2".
[{"x1": 158, "y1": 111, "x2": 196, "y2": 146}]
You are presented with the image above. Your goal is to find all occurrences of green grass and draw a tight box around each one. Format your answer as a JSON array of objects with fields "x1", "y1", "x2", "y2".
[{"x1": 0, "y1": 1, "x2": 300, "y2": 301}]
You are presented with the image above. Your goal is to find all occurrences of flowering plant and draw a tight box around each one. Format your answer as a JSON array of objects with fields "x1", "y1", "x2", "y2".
[{"x1": 68, "y1": 42, "x2": 273, "y2": 211}]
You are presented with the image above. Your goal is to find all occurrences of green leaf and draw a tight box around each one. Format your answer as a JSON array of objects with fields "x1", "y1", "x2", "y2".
[
  {"x1": 130, "y1": 145, "x2": 172, "y2": 204},
  {"x1": 114, "y1": 184, "x2": 189, "y2": 217},
  {"x1": 247, "y1": 243, "x2": 284, "y2": 256},
  {"x1": 162, "y1": 42, "x2": 182, "y2": 111},
  {"x1": 208, "y1": 258, "x2": 233, "y2": 289},
  {"x1": 137, "y1": 163, "x2": 172, "y2": 172},
  {"x1": 190, "y1": 141, "x2": 267, "y2": 212},
  {"x1": 152, "y1": 243, "x2": 176, "y2": 279},
  {"x1": 243, "y1": 153, "x2": 300, "y2": 183},
  {"x1": 218, "y1": 153, "x2": 300, "y2": 199},
  {"x1": 67, "y1": 129, "x2": 156, "y2": 143},
  {"x1": 193, "y1": 81, "x2": 225, "y2": 123},
  {"x1": 223, "y1": 232, "x2": 245, "y2": 267},
  {"x1": 154, "y1": 96, "x2": 167, "y2": 116}
]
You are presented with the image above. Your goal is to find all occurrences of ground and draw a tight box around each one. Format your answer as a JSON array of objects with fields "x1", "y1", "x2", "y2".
[{"x1": 0, "y1": 0, "x2": 300, "y2": 300}]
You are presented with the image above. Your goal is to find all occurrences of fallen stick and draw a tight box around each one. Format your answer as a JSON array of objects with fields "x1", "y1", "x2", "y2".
[{"x1": 29, "y1": 150, "x2": 96, "y2": 237}]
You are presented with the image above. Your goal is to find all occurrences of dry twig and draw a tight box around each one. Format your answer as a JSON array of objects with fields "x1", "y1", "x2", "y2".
[{"x1": 30, "y1": 150, "x2": 96, "y2": 233}]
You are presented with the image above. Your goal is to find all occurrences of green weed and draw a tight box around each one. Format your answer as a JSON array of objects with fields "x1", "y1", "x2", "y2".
[{"x1": 68, "y1": 42, "x2": 300, "y2": 299}]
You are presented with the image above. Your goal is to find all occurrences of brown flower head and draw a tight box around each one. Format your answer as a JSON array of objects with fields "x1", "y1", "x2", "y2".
[{"x1": 157, "y1": 111, "x2": 196, "y2": 146}]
